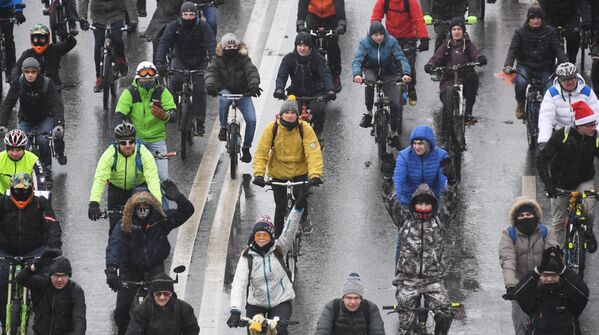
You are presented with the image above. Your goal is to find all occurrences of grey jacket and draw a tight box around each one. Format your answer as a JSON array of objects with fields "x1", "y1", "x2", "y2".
[
  {"x1": 78, "y1": 0, "x2": 137, "y2": 25},
  {"x1": 315, "y1": 299, "x2": 385, "y2": 335}
]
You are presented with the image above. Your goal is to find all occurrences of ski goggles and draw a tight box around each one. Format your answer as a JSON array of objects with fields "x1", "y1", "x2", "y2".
[
  {"x1": 137, "y1": 67, "x2": 157, "y2": 78},
  {"x1": 31, "y1": 35, "x2": 48, "y2": 46}
]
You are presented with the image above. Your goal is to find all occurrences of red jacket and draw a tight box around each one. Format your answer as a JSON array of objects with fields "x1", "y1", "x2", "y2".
[{"x1": 370, "y1": 0, "x2": 429, "y2": 40}]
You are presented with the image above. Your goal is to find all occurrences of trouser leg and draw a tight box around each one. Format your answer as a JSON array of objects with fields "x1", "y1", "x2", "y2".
[
  {"x1": 383, "y1": 74, "x2": 401, "y2": 131},
  {"x1": 364, "y1": 69, "x2": 378, "y2": 111},
  {"x1": 114, "y1": 268, "x2": 143, "y2": 335},
  {"x1": 107, "y1": 184, "x2": 133, "y2": 236},
  {"x1": 395, "y1": 280, "x2": 420, "y2": 335},
  {"x1": 423, "y1": 281, "x2": 452, "y2": 335},
  {"x1": 463, "y1": 70, "x2": 479, "y2": 117},
  {"x1": 238, "y1": 97, "x2": 257, "y2": 149},
  {"x1": 268, "y1": 301, "x2": 293, "y2": 335},
  {"x1": 512, "y1": 300, "x2": 529, "y2": 335},
  {"x1": 272, "y1": 183, "x2": 287, "y2": 238}
]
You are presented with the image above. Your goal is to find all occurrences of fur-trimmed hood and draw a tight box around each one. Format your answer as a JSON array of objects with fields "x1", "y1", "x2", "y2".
[
  {"x1": 122, "y1": 191, "x2": 166, "y2": 233},
  {"x1": 508, "y1": 197, "x2": 543, "y2": 224},
  {"x1": 215, "y1": 42, "x2": 248, "y2": 57}
]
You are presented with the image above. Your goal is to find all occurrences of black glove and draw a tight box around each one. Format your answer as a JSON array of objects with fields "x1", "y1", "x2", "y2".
[
  {"x1": 381, "y1": 153, "x2": 395, "y2": 177},
  {"x1": 440, "y1": 156, "x2": 457, "y2": 184},
  {"x1": 249, "y1": 84, "x2": 262, "y2": 97},
  {"x1": 156, "y1": 64, "x2": 168, "y2": 77},
  {"x1": 296, "y1": 19, "x2": 307, "y2": 33},
  {"x1": 295, "y1": 188, "x2": 312, "y2": 210},
  {"x1": 88, "y1": 201, "x2": 101, "y2": 221},
  {"x1": 273, "y1": 89, "x2": 286, "y2": 100},
  {"x1": 327, "y1": 90, "x2": 336, "y2": 101},
  {"x1": 35, "y1": 249, "x2": 61, "y2": 271},
  {"x1": 127, "y1": 21, "x2": 138, "y2": 33},
  {"x1": 79, "y1": 18, "x2": 90, "y2": 31},
  {"x1": 14, "y1": 11, "x2": 25, "y2": 25},
  {"x1": 253, "y1": 176, "x2": 266, "y2": 188},
  {"x1": 545, "y1": 183, "x2": 558, "y2": 199},
  {"x1": 226, "y1": 310, "x2": 241, "y2": 328},
  {"x1": 424, "y1": 63, "x2": 434, "y2": 74},
  {"x1": 503, "y1": 66, "x2": 513, "y2": 75},
  {"x1": 206, "y1": 84, "x2": 218, "y2": 97},
  {"x1": 477, "y1": 55, "x2": 487, "y2": 66},
  {"x1": 310, "y1": 177, "x2": 323, "y2": 186},
  {"x1": 418, "y1": 38, "x2": 429, "y2": 52},
  {"x1": 105, "y1": 267, "x2": 122, "y2": 292},
  {"x1": 161, "y1": 179, "x2": 183, "y2": 200},
  {"x1": 502, "y1": 286, "x2": 515, "y2": 300},
  {"x1": 334, "y1": 24, "x2": 346, "y2": 35}
]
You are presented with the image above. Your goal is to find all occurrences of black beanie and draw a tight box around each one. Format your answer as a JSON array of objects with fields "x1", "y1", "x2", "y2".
[
  {"x1": 295, "y1": 32, "x2": 312, "y2": 48},
  {"x1": 149, "y1": 273, "x2": 174, "y2": 293},
  {"x1": 449, "y1": 17, "x2": 466, "y2": 32},
  {"x1": 180, "y1": 1, "x2": 198, "y2": 15},
  {"x1": 527, "y1": 5, "x2": 544, "y2": 21},
  {"x1": 515, "y1": 204, "x2": 537, "y2": 220},
  {"x1": 369, "y1": 21, "x2": 386, "y2": 36},
  {"x1": 248, "y1": 215, "x2": 274, "y2": 244},
  {"x1": 48, "y1": 256, "x2": 72, "y2": 276}
]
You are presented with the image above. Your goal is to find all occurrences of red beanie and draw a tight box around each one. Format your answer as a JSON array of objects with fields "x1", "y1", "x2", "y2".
[{"x1": 573, "y1": 101, "x2": 596, "y2": 125}]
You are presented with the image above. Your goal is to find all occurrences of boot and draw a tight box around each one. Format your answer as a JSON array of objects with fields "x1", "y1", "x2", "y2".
[
  {"x1": 408, "y1": 89, "x2": 417, "y2": 106},
  {"x1": 333, "y1": 74, "x2": 342, "y2": 93},
  {"x1": 241, "y1": 148, "x2": 252, "y2": 163},
  {"x1": 57, "y1": 155, "x2": 67, "y2": 165},
  {"x1": 94, "y1": 76, "x2": 102, "y2": 93},
  {"x1": 515, "y1": 102, "x2": 525, "y2": 120},
  {"x1": 360, "y1": 112, "x2": 372, "y2": 128},
  {"x1": 218, "y1": 128, "x2": 227, "y2": 141},
  {"x1": 116, "y1": 57, "x2": 128, "y2": 77},
  {"x1": 301, "y1": 219, "x2": 313, "y2": 235},
  {"x1": 194, "y1": 121, "x2": 205, "y2": 137},
  {"x1": 587, "y1": 229, "x2": 598, "y2": 254}
]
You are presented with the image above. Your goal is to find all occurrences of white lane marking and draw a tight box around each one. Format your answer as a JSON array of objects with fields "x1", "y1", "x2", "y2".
[{"x1": 522, "y1": 176, "x2": 536, "y2": 200}]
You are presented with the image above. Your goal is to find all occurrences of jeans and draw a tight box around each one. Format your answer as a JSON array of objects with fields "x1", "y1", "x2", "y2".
[
  {"x1": 107, "y1": 183, "x2": 135, "y2": 236},
  {"x1": 305, "y1": 13, "x2": 341, "y2": 75},
  {"x1": 141, "y1": 141, "x2": 169, "y2": 210},
  {"x1": 364, "y1": 69, "x2": 401, "y2": 131},
  {"x1": 218, "y1": 89, "x2": 256, "y2": 148},
  {"x1": 272, "y1": 175, "x2": 309, "y2": 238},
  {"x1": 19, "y1": 117, "x2": 58, "y2": 175},
  {"x1": 246, "y1": 301, "x2": 292, "y2": 335},
  {"x1": 398, "y1": 38, "x2": 418, "y2": 93},
  {"x1": 514, "y1": 65, "x2": 551, "y2": 104},
  {"x1": 93, "y1": 20, "x2": 125, "y2": 77},
  {"x1": 201, "y1": 5, "x2": 218, "y2": 36},
  {"x1": 0, "y1": 10, "x2": 15, "y2": 73},
  {"x1": 169, "y1": 57, "x2": 207, "y2": 125}
]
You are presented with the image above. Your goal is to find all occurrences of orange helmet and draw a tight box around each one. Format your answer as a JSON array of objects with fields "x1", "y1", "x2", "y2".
[
  {"x1": 30, "y1": 24, "x2": 50, "y2": 55},
  {"x1": 9, "y1": 172, "x2": 33, "y2": 209}
]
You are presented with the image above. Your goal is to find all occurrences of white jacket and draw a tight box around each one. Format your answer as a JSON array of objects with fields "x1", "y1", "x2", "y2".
[
  {"x1": 230, "y1": 208, "x2": 302, "y2": 311},
  {"x1": 537, "y1": 74, "x2": 599, "y2": 143}
]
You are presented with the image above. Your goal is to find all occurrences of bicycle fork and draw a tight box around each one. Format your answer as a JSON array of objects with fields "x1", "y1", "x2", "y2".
[{"x1": 227, "y1": 105, "x2": 240, "y2": 154}]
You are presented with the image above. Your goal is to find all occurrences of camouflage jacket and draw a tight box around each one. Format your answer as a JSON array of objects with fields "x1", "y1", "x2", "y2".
[{"x1": 382, "y1": 177, "x2": 447, "y2": 280}]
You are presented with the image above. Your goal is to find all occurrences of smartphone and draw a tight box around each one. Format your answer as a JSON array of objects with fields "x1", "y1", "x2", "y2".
[{"x1": 152, "y1": 99, "x2": 161, "y2": 108}]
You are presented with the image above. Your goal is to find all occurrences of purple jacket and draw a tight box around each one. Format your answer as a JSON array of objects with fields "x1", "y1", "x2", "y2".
[{"x1": 427, "y1": 35, "x2": 481, "y2": 92}]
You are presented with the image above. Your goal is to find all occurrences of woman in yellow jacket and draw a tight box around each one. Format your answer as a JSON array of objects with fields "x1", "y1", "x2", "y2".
[{"x1": 253, "y1": 98, "x2": 324, "y2": 237}]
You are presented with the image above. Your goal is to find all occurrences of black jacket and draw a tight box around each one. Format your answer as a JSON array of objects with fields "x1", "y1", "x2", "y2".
[
  {"x1": 125, "y1": 294, "x2": 199, "y2": 335},
  {"x1": 514, "y1": 268, "x2": 589, "y2": 335},
  {"x1": 204, "y1": 42, "x2": 260, "y2": 94},
  {"x1": 504, "y1": 22, "x2": 568, "y2": 72},
  {"x1": 11, "y1": 34, "x2": 77, "y2": 85},
  {"x1": 16, "y1": 267, "x2": 86, "y2": 335},
  {"x1": 155, "y1": 18, "x2": 216, "y2": 69},
  {"x1": 275, "y1": 50, "x2": 335, "y2": 96},
  {"x1": 539, "y1": 0, "x2": 591, "y2": 24},
  {"x1": 315, "y1": 299, "x2": 386, "y2": 335},
  {"x1": 0, "y1": 75, "x2": 65, "y2": 127},
  {"x1": 536, "y1": 126, "x2": 599, "y2": 190},
  {"x1": 0, "y1": 195, "x2": 62, "y2": 255}
]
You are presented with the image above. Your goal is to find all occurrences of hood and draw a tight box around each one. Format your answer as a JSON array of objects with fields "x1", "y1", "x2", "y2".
[
  {"x1": 551, "y1": 73, "x2": 586, "y2": 95},
  {"x1": 508, "y1": 197, "x2": 543, "y2": 224},
  {"x1": 408, "y1": 183, "x2": 438, "y2": 212},
  {"x1": 215, "y1": 41, "x2": 249, "y2": 57},
  {"x1": 409, "y1": 125, "x2": 436, "y2": 150},
  {"x1": 444, "y1": 32, "x2": 473, "y2": 51},
  {"x1": 121, "y1": 191, "x2": 166, "y2": 233},
  {"x1": 366, "y1": 23, "x2": 391, "y2": 47}
]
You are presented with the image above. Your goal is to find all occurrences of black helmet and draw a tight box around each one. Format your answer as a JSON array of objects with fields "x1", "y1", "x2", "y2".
[
  {"x1": 294, "y1": 32, "x2": 312, "y2": 48},
  {"x1": 114, "y1": 121, "x2": 136, "y2": 139}
]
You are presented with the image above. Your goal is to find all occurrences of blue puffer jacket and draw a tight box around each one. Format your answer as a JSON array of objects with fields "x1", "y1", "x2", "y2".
[
  {"x1": 351, "y1": 22, "x2": 411, "y2": 77},
  {"x1": 394, "y1": 126, "x2": 448, "y2": 207},
  {"x1": 0, "y1": 0, "x2": 22, "y2": 10}
]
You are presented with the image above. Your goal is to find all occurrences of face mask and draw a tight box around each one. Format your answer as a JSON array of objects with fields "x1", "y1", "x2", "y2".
[
  {"x1": 540, "y1": 282, "x2": 560, "y2": 294},
  {"x1": 279, "y1": 117, "x2": 298, "y2": 130},
  {"x1": 515, "y1": 217, "x2": 537, "y2": 236},
  {"x1": 139, "y1": 79, "x2": 155, "y2": 90},
  {"x1": 251, "y1": 240, "x2": 274, "y2": 255},
  {"x1": 135, "y1": 205, "x2": 151, "y2": 220},
  {"x1": 182, "y1": 18, "x2": 195, "y2": 28},
  {"x1": 223, "y1": 49, "x2": 237, "y2": 57},
  {"x1": 11, "y1": 187, "x2": 32, "y2": 202}
]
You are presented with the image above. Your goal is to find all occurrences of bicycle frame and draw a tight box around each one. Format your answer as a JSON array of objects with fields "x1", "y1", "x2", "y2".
[
  {"x1": 222, "y1": 93, "x2": 244, "y2": 179},
  {"x1": 382, "y1": 302, "x2": 463, "y2": 335},
  {"x1": 169, "y1": 68, "x2": 203, "y2": 160},
  {"x1": 559, "y1": 190, "x2": 596, "y2": 277},
  {"x1": 309, "y1": 28, "x2": 334, "y2": 59},
  {"x1": 513, "y1": 70, "x2": 547, "y2": 150},
  {"x1": 0, "y1": 256, "x2": 36, "y2": 335},
  {"x1": 26, "y1": 129, "x2": 56, "y2": 160}
]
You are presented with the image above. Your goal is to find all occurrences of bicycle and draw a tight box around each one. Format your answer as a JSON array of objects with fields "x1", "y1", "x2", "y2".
[
  {"x1": 509, "y1": 69, "x2": 548, "y2": 151},
  {"x1": 0, "y1": 255, "x2": 37, "y2": 335},
  {"x1": 426, "y1": 18, "x2": 476, "y2": 50},
  {"x1": 167, "y1": 68, "x2": 204, "y2": 160},
  {"x1": 580, "y1": 29, "x2": 593, "y2": 73},
  {"x1": 90, "y1": 23, "x2": 128, "y2": 112},
  {"x1": 555, "y1": 189, "x2": 599, "y2": 279},
  {"x1": 24, "y1": 129, "x2": 57, "y2": 165},
  {"x1": 382, "y1": 302, "x2": 464, "y2": 335},
  {"x1": 293, "y1": 95, "x2": 330, "y2": 141},
  {"x1": 121, "y1": 265, "x2": 185, "y2": 315},
  {"x1": 0, "y1": 4, "x2": 24, "y2": 93},
  {"x1": 42, "y1": 0, "x2": 71, "y2": 43},
  {"x1": 219, "y1": 93, "x2": 250, "y2": 179},
  {"x1": 237, "y1": 314, "x2": 299, "y2": 335}
]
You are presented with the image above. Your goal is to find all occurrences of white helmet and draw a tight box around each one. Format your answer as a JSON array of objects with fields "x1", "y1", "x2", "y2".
[
  {"x1": 555, "y1": 62, "x2": 577, "y2": 81},
  {"x1": 135, "y1": 61, "x2": 158, "y2": 79}
]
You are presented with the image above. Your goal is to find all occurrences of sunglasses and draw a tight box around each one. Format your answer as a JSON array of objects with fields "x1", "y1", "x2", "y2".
[
  {"x1": 137, "y1": 67, "x2": 156, "y2": 78},
  {"x1": 153, "y1": 291, "x2": 172, "y2": 298},
  {"x1": 182, "y1": 12, "x2": 197, "y2": 17},
  {"x1": 118, "y1": 139, "x2": 135, "y2": 146}
]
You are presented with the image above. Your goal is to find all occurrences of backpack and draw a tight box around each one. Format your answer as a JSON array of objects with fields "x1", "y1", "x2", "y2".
[
  {"x1": 244, "y1": 245, "x2": 292, "y2": 296},
  {"x1": 562, "y1": 126, "x2": 599, "y2": 147},
  {"x1": 126, "y1": 84, "x2": 165, "y2": 104},
  {"x1": 271, "y1": 117, "x2": 304, "y2": 148},
  {"x1": 332, "y1": 298, "x2": 370, "y2": 332},
  {"x1": 384, "y1": 0, "x2": 410, "y2": 14},
  {"x1": 18, "y1": 76, "x2": 49, "y2": 96},
  {"x1": 111, "y1": 140, "x2": 144, "y2": 172},
  {"x1": 508, "y1": 224, "x2": 547, "y2": 244}
]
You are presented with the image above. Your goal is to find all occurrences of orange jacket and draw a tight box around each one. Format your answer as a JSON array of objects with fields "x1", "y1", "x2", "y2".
[
  {"x1": 371, "y1": 0, "x2": 429, "y2": 39},
  {"x1": 298, "y1": 0, "x2": 346, "y2": 20}
]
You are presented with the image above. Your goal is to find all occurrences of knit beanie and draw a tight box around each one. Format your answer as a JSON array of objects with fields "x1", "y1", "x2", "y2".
[
  {"x1": 515, "y1": 204, "x2": 537, "y2": 219},
  {"x1": 22, "y1": 57, "x2": 40, "y2": 72},
  {"x1": 48, "y1": 256, "x2": 72, "y2": 276},
  {"x1": 572, "y1": 101, "x2": 596, "y2": 125},
  {"x1": 180, "y1": 1, "x2": 198, "y2": 15},
  {"x1": 149, "y1": 272, "x2": 174, "y2": 293},
  {"x1": 279, "y1": 98, "x2": 299, "y2": 115},
  {"x1": 449, "y1": 17, "x2": 466, "y2": 32},
  {"x1": 295, "y1": 32, "x2": 312, "y2": 48},
  {"x1": 342, "y1": 273, "x2": 364, "y2": 298},
  {"x1": 221, "y1": 33, "x2": 240, "y2": 49},
  {"x1": 527, "y1": 5, "x2": 544, "y2": 21}
]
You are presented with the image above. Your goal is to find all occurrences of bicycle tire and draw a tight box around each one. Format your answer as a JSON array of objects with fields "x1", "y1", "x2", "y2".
[
  {"x1": 479, "y1": 0, "x2": 485, "y2": 21},
  {"x1": 451, "y1": 89, "x2": 466, "y2": 152},
  {"x1": 8, "y1": 302, "x2": 19, "y2": 335},
  {"x1": 55, "y1": 5, "x2": 66, "y2": 43},
  {"x1": 375, "y1": 110, "x2": 388, "y2": 158},
  {"x1": 49, "y1": 5, "x2": 58, "y2": 44},
  {"x1": 102, "y1": 53, "x2": 112, "y2": 112},
  {"x1": 396, "y1": 85, "x2": 404, "y2": 135},
  {"x1": 570, "y1": 229, "x2": 586, "y2": 278},
  {"x1": 179, "y1": 99, "x2": 190, "y2": 160},
  {"x1": 228, "y1": 122, "x2": 239, "y2": 179},
  {"x1": 526, "y1": 100, "x2": 539, "y2": 151}
]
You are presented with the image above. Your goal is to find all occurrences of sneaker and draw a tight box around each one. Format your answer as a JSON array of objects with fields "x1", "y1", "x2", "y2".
[
  {"x1": 116, "y1": 57, "x2": 128, "y2": 77},
  {"x1": 301, "y1": 219, "x2": 313, "y2": 235},
  {"x1": 465, "y1": 115, "x2": 478, "y2": 125},
  {"x1": 408, "y1": 90, "x2": 417, "y2": 106},
  {"x1": 194, "y1": 122, "x2": 205, "y2": 137},
  {"x1": 94, "y1": 76, "x2": 102, "y2": 93},
  {"x1": 241, "y1": 148, "x2": 252, "y2": 163},
  {"x1": 360, "y1": 113, "x2": 373, "y2": 128},
  {"x1": 138, "y1": 9, "x2": 147, "y2": 17},
  {"x1": 515, "y1": 102, "x2": 525, "y2": 120},
  {"x1": 587, "y1": 231, "x2": 598, "y2": 254},
  {"x1": 333, "y1": 74, "x2": 342, "y2": 93},
  {"x1": 57, "y1": 155, "x2": 67, "y2": 165},
  {"x1": 218, "y1": 128, "x2": 227, "y2": 141}
]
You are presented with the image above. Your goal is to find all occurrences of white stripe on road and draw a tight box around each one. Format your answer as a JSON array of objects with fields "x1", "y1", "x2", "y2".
[{"x1": 522, "y1": 175, "x2": 536, "y2": 200}]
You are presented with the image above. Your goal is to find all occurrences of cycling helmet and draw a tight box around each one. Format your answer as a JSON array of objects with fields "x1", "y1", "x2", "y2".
[
  {"x1": 135, "y1": 61, "x2": 158, "y2": 79},
  {"x1": 10, "y1": 172, "x2": 34, "y2": 208},
  {"x1": 30, "y1": 23, "x2": 50, "y2": 54},
  {"x1": 556, "y1": 62, "x2": 577, "y2": 81},
  {"x1": 114, "y1": 121, "x2": 136, "y2": 139},
  {"x1": 4, "y1": 129, "x2": 28, "y2": 149}
]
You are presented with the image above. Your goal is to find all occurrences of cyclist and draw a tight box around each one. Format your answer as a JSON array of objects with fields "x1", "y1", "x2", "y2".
[
  {"x1": 104, "y1": 179, "x2": 194, "y2": 335},
  {"x1": 125, "y1": 272, "x2": 199, "y2": 335},
  {"x1": 514, "y1": 247, "x2": 589, "y2": 335},
  {"x1": 0, "y1": 129, "x2": 46, "y2": 194},
  {"x1": 424, "y1": 17, "x2": 486, "y2": 123},
  {"x1": 114, "y1": 62, "x2": 177, "y2": 183},
  {"x1": 371, "y1": 0, "x2": 429, "y2": 106},
  {"x1": 296, "y1": 0, "x2": 346, "y2": 92},
  {"x1": 503, "y1": 4, "x2": 568, "y2": 120},
  {"x1": 498, "y1": 198, "x2": 558, "y2": 335},
  {"x1": 352, "y1": 22, "x2": 411, "y2": 144},
  {"x1": 88, "y1": 122, "x2": 162, "y2": 235},
  {"x1": 0, "y1": 172, "x2": 62, "y2": 324},
  {"x1": 252, "y1": 98, "x2": 324, "y2": 237},
  {"x1": 42, "y1": 0, "x2": 80, "y2": 36},
  {"x1": 538, "y1": 62, "x2": 599, "y2": 145},
  {"x1": 227, "y1": 193, "x2": 309, "y2": 335},
  {"x1": 0, "y1": 0, "x2": 26, "y2": 77},
  {"x1": 155, "y1": 1, "x2": 216, "y2": 137},
  {"x1": 420, "y1": 0, "x2": 479, "y2": 50},
  {"x1": 195, "y1": 0, "x2": 222, "y2": 35},
  {"x1": 536, "y1": 101, "x2": 599, "y2": 249},
  {"x1": 0, "y1": 57, "x2": 67, "y2": 184},
  {"x1": 205, "y1": 33, "x2": 261, "y2": 163},
  {"x1": 17, "y1": 253, "x2": 86, "y2": 335},
  {"x1": 315, "y1": 273, "x2": 385, "y2": 335},
  {"x1": 591, "y1": 0, "x2": 599, "y2": 96},
  {"x1": 78, "y1": 0, "x2": 137, "y2": 91}
]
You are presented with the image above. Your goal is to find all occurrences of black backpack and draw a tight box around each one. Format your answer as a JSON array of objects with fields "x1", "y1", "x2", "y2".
[{"x1": 384, "y1": 0, "x2": 411, "y2": 14}]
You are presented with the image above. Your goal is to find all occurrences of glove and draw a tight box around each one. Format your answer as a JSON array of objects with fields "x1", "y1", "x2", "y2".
[
  {"x1": 156, "y1": 64, "x2": 168, "y2": 76},
  {"x1": 503, "y1": 66, "x2": 513, "y2": 75},
  {"x1": 252, "y1": 176, "x2": 266, "y2": 188},
  {"x1": 34, "y1": 249, "x2": 61, "y2": 271},
  {"x1": 296, "y1": 19, "x2": 307, "y2": 33},
  {"x1": 105, "y1": 267, "x2": 122, "y2": 292},
  {"x1": 418, "y1": 38, "x2": 429, "y2": 52},
  {"x1": 88, "y1": 201, "x2": 101, "y2": 221},
  {"x1": 0, "y1": 126, "x2": 7, "y2": 138},
  {"x1": 467, "y1": 15, "x2": 477, "y2": 25},
  {"x1": 424, "y1": 63, "x2": 435, "y2": 74},
  {"x1": 310, "y1": 177, "x2": 323, "y2": 186},
  {"x1": 206, "y1": 84, "x2": 218, "y2": 97},
  {"x1": 79, "y1": 18, "x2": 90, "y2": 31},
  {"x1": 273, "y1": 89, "x2": 286, "y2": 100},
  {"x1": 226, "y1": 310, "x2": 241, "y2": 328},
  {"x1": 423, "y1": 14, "x2": 433, "y2": 25},
  {"x1": 440, "y1": 156, "x2": 457, "y2": 184},
  {"x1": 127, "y1": 21, "x2": 138, "y2": 33},
  {"x1": 381, "y1": 153, "x2": 395, "y2": 177},
  {"x1": 477, "y1": 55, "x2": 487, "y2": 66},
  {"x1": 545, "y1": 183, "x2": 558, "y2": 199},
  {"x1": 249, "y1": 84, "x2": 262, "y2": 97},
  {"x1": 52, "y1": 125, "x2": 64, "y2": 140},
  {"x1": 161, "y1": 179, "x2": 183, "y2": 200},
  {"x1": 295, "y1": 188, "x2": 312, "y2": 210},
  {"x1": 502, "y1": 286, "x2": 515, "y2": 300},
  {"x1": 327, "y1": 90, "x2": 336, "y2": 101},
  {"x1": 14, "y1": 11, "x2": 25, "y2": 25},
  {"x1": 151, "y1": 104, "x2": 168, "y2": 121},
  {"x1": 334, "y1": 21, "x2": 346, "y2": 35}
]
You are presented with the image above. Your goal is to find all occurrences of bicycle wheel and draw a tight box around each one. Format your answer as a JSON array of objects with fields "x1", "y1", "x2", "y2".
[
  {"x1": 526, "y1": 100, "x2": 540, "y2": 151},
  {"x1": 569, "y1": 229, "x2": 583, "y2": 277},
  {"x1": 479, "y1": 0, "x2": 485, "y2": 21},
  {"x1": 179, "y1": 99, "x2": 190, "y2": 160},
  {"x1": 449, "y1": 88, "x2": 465, "y2": 152},
  {"x1": 8, "y1": 302, "x2": 19, "y2": 335},
  {"x1": 102, "y1": 53, "x2": 112, "y2": 112},
  {"x1": 228, "y1": 123, "x2": 239, "y2": 179},
  {"x1": 375, "y1": 110, "x2": 388, "y2": 158},
  {"x1": 396, "y1": 85, "x2": 404, "y2": 135}
]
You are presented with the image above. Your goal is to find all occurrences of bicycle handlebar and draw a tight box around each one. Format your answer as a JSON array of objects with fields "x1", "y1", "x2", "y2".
[
  {"x1": 265, "y1": 180, "x2": 310, "y2": 187},
  {"x1": 218, "y1": 93, "x2": 253, "y2": 99},
  {"x1": 309, "y1": 28, "x2": 335, "y2": 37},
  {"x1": 359, "y1": 79, "x2": 405, "y2": 87},
  {"x1": 508, "y1": 69, "x2": 553, "y2": 85},
  {"x1": 432, "y1": 62, "x2": 481, "y2": 73},
  {"x1": 0, "y1": 256, "x2": 38, "y2": 264},
  {"x1": 90, "y1": 24, "x2": 129, "y2": 32},
  {"x1": 154, "y1": 151, "x2": 177, "y2": 160},
  {"x1": 294, "y1": 95, "x2": 330, "y2": 103},
  {"x1": 99, "y1": 208, "x2": 123, "y2": 219},
  {"x1": 168, "y1": 68, "x2": 204, "y2": 76},
  {"x1": 238, "y1": 316, "x2": 300, "y2": 327},
  {"x1": 382, "y1": 303, "x2": 463, "y2": 313}
]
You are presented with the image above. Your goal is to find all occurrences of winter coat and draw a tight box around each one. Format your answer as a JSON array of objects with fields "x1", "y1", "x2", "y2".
[
  {"x1": 0, "y1": 195, "x2": 61, "y2": 255},
  {"x1": 383, "y1": 182, "x2": 446, "y2": 280},
  {"x1": 230, "y1": 208, "x2": 302, "y2": 311},
  {"x1": 315, "y1": 299, "x2": 385, "y2": 335},
  {"x1": 394, "y1": 126, "x2": 447, "y2": 207},
  {"x1": 253, "y1": 119, "x2": 323, "y2": 180},
  {"x1": 105, "y1": 191, "x2": 194, "y2": 271},
  {"x1": 204, "y1": 42, "x2": 260, "y2": 94},
  {"x1": 16, "y1": 268, "x2": 86, "y2": 335},
  {"x1": 298, "y1": 0, "x2": 346, "y2": 20},
  {"x1": 78, "y1": 0, "x2": 137, "y2": 25},
  {"x1": 420, "y1": 0, "x2": 479, "y2": 17},
  {"x1": 145, "y1": 0, "x2": 184, "y2": 41},
  {"x1": 538, "y1": 75, "x2": 599, "y2": 143},
  {"x1": 426, "y1": 34, "x2": 482, "y2": 92},
  {"x1": 498, "y1": 198, "x2": 558, "y2": 288},
  {"x1": 155, "y1": 18, "x2": 216, "y2": 69},
  {"x1": 504, "y1": 22, "x2": 568, "y2": 72},
  {"x1": 539, "y1": 0, "x2": 591, "y2": 24},
  {"x1": 536, "y1": 126, "x2": 599, "y2": 190},
  {"x1": 12, "y1": 34, "x2": 77, "y2": 85},
  {"x1": 0, "y1": 150, "x2": 44, "y2": 195},
  {"x1": 89, "y1": 143, "x2": 162, "y2": 204},
  {"x1": 352, "y1": 28, "x2": 411, "y2": 77},
  {"x1": 514, "y1": 268, "x2": 589, "y2": 335},
  {"x1": 125, "y1": 293, "x2": 199, "y2": 335},
  {"x1": 275, "y1": 49, "x2": 335, "y2": 96},
  {"x1": 370, "y1": 0, "x2": 429, "y2": 40},
  {"x1": 0, "y1": 75, "x2": 64, "y2": 127}
]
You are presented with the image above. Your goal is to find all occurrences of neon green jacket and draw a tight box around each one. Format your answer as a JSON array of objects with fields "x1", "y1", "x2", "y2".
[
  {"x1": 0, "y1": 150, "x2": 41, "y2": 195},
  {"x1": 89, "y1": 143, "x2": 162, "y2": 204},
  {"x1": 114, "y1": 81, "x2": 177, "y2": 143}
]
